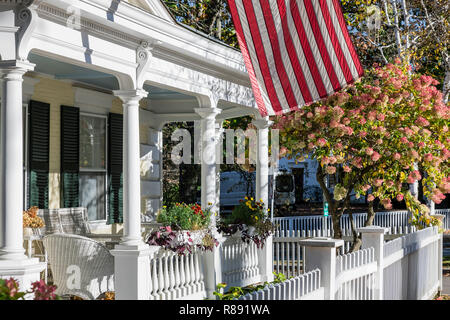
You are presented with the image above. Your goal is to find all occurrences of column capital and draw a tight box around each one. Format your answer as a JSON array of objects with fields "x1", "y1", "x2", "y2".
[
  {"x1": 194, "y1": 108, "x2": 222, "y2": 120},
  {"x1": 0, "y1": 60, "x2": 35, "y2": 77},
  {"x1": 113, "y1": 89, "x2": 148, "y2": 103},
  {"x1": 252, "y1": 118, "x2": 273, "y2": 130}
]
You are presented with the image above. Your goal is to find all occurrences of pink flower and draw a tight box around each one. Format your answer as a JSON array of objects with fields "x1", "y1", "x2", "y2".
[
  {"x1": 367, "y1": 194, "x2": 375, "y2": 202},
  {"x1": 373, "y1": 179, "x2": 384, "y2": 187},
  {"x1": 343, "y1": 166, "x2": 352, "y2": 173},
  {"x1": 415, "y1": 116, "x2": 430, "y2": 127},
  {"x1": 381, "y1": 198, "x2": 392, "y2": 210},
  {"x1": 410, "y1": 150, "x2": 419, "y2": 159},
  {"x1": 377, "y1": 113, "x2": 385, "y2": 121},
  {"x1": 352, "y1": 157, "x2": 363, "y2": 169},
  {"x1": 307, "y1": 112, "x2": 314, "y2": 119},
  {"x1": 407, "y1": 175, "x2": 415, "y2": 184},
  {"x1": 326, "y1": 166, "x2": 337, "y2": 175},
  {"x1": 330, "y1": 120, "x2": 339, "y2": 128},
  {"x1": 359, "y1": 131, "x2": 368, "y2": 138},
  {"x1": 365, "y1": 147, "x2": 374, "y2": 156},
  {"x1": 317, "y1": 138, "x2": 327, "y2": 147},
  {"x1": 367, "y1": 111, "x2": 377, "y2": 121},
  {"x1": 371, "y1": 152, "x2": 381, "y2": 162},
  {"x1": 393, "y1": 153, "x2": 401, "y2": 160},
  {"x1": 412, "y1": 170, "x2": 422, "y2": 180},
  {"x1": 424, "y1": 153, "x2": 433, "y2": 162},
  {"x1": 396, "y1": 194, "x2": 404, "y2": 202}
]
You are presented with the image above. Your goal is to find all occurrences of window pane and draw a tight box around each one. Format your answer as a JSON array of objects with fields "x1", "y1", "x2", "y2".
[
  {"x1": 80, "y1": 115, "x2": 106, "y2": 170},
  {"x1": 79, "y1": 173, "x2": 106, "y2": 221}
]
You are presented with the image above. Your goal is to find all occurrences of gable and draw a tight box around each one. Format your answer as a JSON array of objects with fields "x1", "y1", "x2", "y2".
[{"x1": 125, "y1": 0, "x2": 174, "y2": 22}]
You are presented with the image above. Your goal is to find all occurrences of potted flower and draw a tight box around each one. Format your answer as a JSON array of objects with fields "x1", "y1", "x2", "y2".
[
  {"x1": 217, "y1": 197, "x2": 276, "y2": 248},
  {"x1": 23, "y1": 207, "x2": 44, "y2": 236},
  {"x1": 146, "y1": 203, "x2": 218, "y2": 255}
]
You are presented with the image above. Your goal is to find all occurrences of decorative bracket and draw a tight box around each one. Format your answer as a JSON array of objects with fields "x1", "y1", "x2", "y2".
[
  {"x1": 14, "y1": 0, "x2": 39, "y2": 61},
  {"x1": 136, "y1": 39, "x2": 161, "y2": 88}
]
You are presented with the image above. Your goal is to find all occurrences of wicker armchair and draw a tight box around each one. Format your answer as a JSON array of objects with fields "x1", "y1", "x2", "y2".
[{"x1": 43, "y1": 234, "x2": 114, "y2": 300}]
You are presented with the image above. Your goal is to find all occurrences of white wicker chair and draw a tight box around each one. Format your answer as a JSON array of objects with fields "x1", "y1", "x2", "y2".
[{"x1": 43, "y1": 234, "x2": 114, "y2": 300}]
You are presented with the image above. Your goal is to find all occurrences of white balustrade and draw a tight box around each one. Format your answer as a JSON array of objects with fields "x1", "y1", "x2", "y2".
[{"x1": 148, "y1": 248, "x2": 206, "y2": 300}]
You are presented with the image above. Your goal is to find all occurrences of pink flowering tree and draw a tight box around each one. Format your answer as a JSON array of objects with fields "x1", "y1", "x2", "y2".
[{"x1": 274, "y1": 60, "x2": 449, "y2": 250}]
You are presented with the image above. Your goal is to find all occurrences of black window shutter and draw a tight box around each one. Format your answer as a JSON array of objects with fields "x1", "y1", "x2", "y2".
[
  {"x1": 108, "y1": 113, "x2": 123, "y2": 224},
  {"x1": 28, "y1": 100, "x2": 50, "y2": 209},
  {"x1": 61, "y1": 105, "x2": 80, "y2": 208}
]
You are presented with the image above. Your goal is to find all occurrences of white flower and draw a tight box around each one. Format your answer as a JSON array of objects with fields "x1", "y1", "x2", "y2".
[{"x1": 334, "y1": 184, "x2": 347, "y2": 201}]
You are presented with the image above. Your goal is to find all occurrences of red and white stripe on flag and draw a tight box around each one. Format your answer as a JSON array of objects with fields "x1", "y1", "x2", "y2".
[{"x1": 228, "y1": 0, "x2": 364, "y2": 116}]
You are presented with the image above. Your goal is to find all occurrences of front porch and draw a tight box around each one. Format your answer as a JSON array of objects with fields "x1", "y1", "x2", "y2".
[{"x1": 0, "y1": 0, "x2": 274, "y2": 299}]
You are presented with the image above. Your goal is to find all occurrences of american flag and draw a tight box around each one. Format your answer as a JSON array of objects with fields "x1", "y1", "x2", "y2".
[{"x1": 228, "y1": 0, "x2": 364, "y2": 116}]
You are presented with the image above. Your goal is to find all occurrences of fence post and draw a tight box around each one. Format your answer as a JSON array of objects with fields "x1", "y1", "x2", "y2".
[
  {"x1": 438, "y1": 230, "x2": 443, "y2": 293},
  {"x1": 110, "y1": 244, "x2": 156, "y2": 300},
  {"x1": 357, "y1": 226, "x2": 388, "y2": 300},
  {"x1": 299, "y1": 238, "x2": 343, "y2": 300},
  {"x1": 258, "y1": 235, "x2": 274, "y2": 283},
  {"x1": 202, "y1": 235, "x2": 225, "y2": 299}
]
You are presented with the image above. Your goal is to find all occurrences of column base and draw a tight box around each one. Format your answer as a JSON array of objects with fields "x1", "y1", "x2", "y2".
[
  {"x1": 110, "y1": 243, "x2": 156, "y2": 300},
  {"x1": 0, "y1": 258, "x2": 46, "y2": 295}
]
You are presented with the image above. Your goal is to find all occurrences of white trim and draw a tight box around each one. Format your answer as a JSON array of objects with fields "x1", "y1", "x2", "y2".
[{"x1": 75, "y1": 87, "x2": 115, "y2": 115}]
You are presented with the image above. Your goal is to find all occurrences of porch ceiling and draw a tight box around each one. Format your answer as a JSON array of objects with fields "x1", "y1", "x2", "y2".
[{"x1": 28, "y1": 53, "x2": 252, "y2": 120}]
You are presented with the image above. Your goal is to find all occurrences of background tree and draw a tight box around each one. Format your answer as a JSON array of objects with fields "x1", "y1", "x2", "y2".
[
  {"x1": 163, "y1": 0, "x2": 238, "y2": 47},
  {"x1": 274, "y1": 60, "x2": 449, "y2": 249},
  {"x1": 341, "y1": 0, "x2": 449, "y2": 101}
]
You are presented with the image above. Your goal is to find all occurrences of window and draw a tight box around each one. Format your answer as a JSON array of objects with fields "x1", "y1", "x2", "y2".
[{"x1": 79, "y1": 114, "x2": 107, "y2": 221}]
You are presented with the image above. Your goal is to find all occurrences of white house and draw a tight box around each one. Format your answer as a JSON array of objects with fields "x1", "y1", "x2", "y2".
[{"x1": 0, "y1": 0, "x2": 273, "y2": 296}]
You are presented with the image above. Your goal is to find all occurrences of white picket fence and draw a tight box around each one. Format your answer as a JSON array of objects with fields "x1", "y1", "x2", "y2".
[
  {"x1": 220, "y1": 236, "x2": 262, "y2": 288},
  {"x1": 273, "y1": 230, "x2": 353, "y2": 277},
  {"x1": 240, "y1": 226, "x2": 442, "y2": 300},
  {"x1": 145, "y1": 234, "x2": 267, "y2": 300},
  {"x1": 383, "y1": 227, "x2": 442, "y2": 300},
  {"x1": 237, "y1": 269, "x2": 324, "y2": 300},
  {"x1": 335, "y1": 247, "x2": 377, "y2": 300},
  {"x1": 274, "y1": 208, "x2": 449, "y2": 236}
]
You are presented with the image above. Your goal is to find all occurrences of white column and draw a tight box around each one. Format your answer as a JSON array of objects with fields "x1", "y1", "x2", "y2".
[
  {"x1": 252, "y1": 118, "x2": 273, "y2": 208},
  {"x1": 0, "y1": 60, "x2": 45, "y2": 291},
  {"x1": 215, "y1": 121, "x2": 224, "y2": 213},
  {"x1": 299, "y1": 238, "x2": 344, "y2": 300},
  {"x1": 252, "y1": 117, "x2": 274, "y2": 283},
  {"x1": 194, "y1": 108, "x2": 221, "y2": 220},
  {"x1": 113, "y1": 90, "x2": 147, "y2": 247},
  {"x1": 111, "y1": 89, "x2": 152, "y2": 300},
  {"x1": 358, "y1": 226, "x2": 388, "y2": 300},
  {"x1": 0, "y1": 60, "x2": 34, "y2": 261}
]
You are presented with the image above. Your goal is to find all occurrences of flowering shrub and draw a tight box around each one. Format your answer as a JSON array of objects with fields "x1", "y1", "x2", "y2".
[
  {"x1": 23, "y1": 207, "x2": 44, "y2": 229},
  {"x1": 0, "y1": 278, "x2": 59, "y2": 300},
  {"x1": 156, "y1": 203, "x2": 211, "y2": 231},
  {"x1": 147, "y1": 226, "x2": 218, "y2": 255},
  {"x1": 217, "y1": 197, "x2": 276, "y2": 248},
  {"x1": 274, "y1": 59, "x2": 449, "y2": 242},
  {"x1": 30, "y1": 280, "x2": 58, "y2": 300}
]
